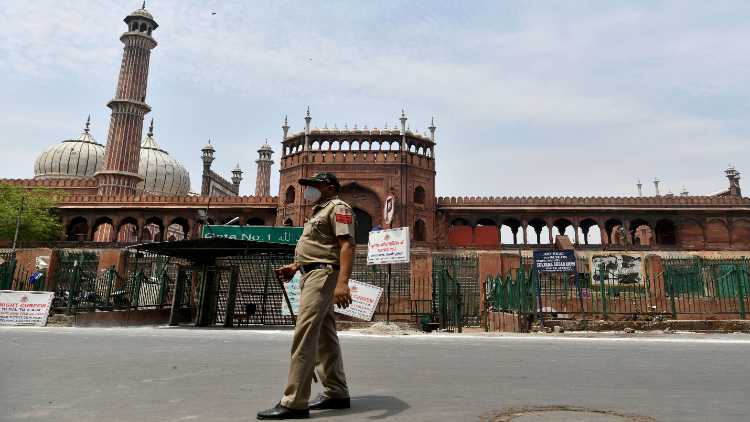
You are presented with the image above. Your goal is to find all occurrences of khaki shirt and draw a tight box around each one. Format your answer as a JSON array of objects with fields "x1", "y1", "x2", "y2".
[{"x1": 294, "y1": 197, "x2": 356, "y2": 265}]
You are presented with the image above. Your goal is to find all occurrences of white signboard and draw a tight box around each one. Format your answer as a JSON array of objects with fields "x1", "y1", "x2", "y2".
[
  {"x1": 383, "y1": 194, "x2": 395, "y2": 226},
  {"x1": 0, "y1": 291, "x2": 54, "y2": 327},
  {"x1": 281, "y1": 278, "x2": 383, "y2": 321},
  {"x1": 334, "y1": 280, "x2": 383, "y2": 321},
  {"x1": 367, "y1": 227, "x2": 410, "y2": 265},
  {"x1": 281, "y1": 272, "x2": 303, "y2": 317}
]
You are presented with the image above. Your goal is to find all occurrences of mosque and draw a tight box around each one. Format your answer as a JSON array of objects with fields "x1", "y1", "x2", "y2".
[{"x1": 3, "y1": 4, "x2": 750, "y2": 251}]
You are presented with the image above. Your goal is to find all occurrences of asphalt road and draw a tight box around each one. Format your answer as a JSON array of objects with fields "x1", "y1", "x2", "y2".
[{"x1": 1, "y1": 327, "x2": 748, "y2": 422}]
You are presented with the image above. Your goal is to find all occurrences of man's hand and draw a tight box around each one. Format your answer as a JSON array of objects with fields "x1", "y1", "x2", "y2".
[
  {"x1": 274, "y1": 263, "x2": 300, "y2": 283},
  {"x1": 333, "y1": 280, "x2": 352, "y2": 308}
]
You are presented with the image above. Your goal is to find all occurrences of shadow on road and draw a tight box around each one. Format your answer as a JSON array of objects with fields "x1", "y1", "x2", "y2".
[{"x1": 312, "y1": 395, "x2": 410, "y2": 419}]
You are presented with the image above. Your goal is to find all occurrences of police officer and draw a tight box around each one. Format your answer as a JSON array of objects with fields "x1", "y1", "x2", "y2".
[{"x1": 258, "y1": 172, "x2": 354, "y2": 420}]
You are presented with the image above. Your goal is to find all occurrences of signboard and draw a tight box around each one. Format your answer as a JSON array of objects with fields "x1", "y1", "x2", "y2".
[
  {"x1": 0, "y1": 291, "x2": 54, "y2": 326},
  {"x1": 201, "y1": 225, "x2": 303, "y2": 245},
  {"x1": 281, "y1": 278, "x2": 383, "y2": 321},
  {"x1": 533, "y1": 250, "x2": 577, "y2": 273},
  {"x1": 334, "y1": 280, "x2": 383, "y2": 321},
  {"x1": 281, "y1": 272, "x2": 302, "y2": 317},
  {"x1": 383, "y1": 194, "x2": 395, "y2": 226},
  {"x1": 367, "y1": 227, "x2": 410, "y2": 265}
]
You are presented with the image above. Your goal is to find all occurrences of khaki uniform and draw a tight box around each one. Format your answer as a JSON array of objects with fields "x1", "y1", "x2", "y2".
[{"x1": 281, "y1": 197, "x2": 355, "y2": 410}]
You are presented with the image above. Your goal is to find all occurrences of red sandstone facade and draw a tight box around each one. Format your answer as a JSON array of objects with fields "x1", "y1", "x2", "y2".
[
  {"x1": 2, "y1": 5, "x2": 749, "y2": 252},
  {"x1": 277, "y1": 110, "x2": 436, "y2": 245}
]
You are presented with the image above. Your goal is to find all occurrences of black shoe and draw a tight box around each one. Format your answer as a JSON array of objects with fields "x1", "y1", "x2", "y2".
[
  {"x1": 309, "y1": 394, "x2": 351, "y2": 410},
  {"x1": 257, "y1": 403, "x2": 309, "y2": 420}
]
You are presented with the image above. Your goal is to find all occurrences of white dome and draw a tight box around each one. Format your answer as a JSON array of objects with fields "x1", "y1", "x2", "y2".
[
  {"x1": 34, "y1": 119, "x2": 104, "y2": 179},
  {"x1": 137, "y1": 123, "x2": 190, "y2": 196}
]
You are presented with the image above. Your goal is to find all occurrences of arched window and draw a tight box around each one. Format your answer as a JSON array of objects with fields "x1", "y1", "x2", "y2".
[
  {"x1": 285, "y1": 185, "x2": 296, "y2": 205},
  {"x1": 414, "y1": 186, "x2": 426, "y2": 205},
  {"x1": 655, "y1": 219, "x2": 677, "y2": 245},
  {"x1": 414, "y1": 219, "x2": 426, "y2": 241},
  {"x1": 140, "y1": 22, "x2": 147, "y2": 32},
  {"x1": 67, "y1": 217, "x2": 90, "y2": 241},
  {"x1": 284, "y1": 218, "x2": 294, "y2": 227}
]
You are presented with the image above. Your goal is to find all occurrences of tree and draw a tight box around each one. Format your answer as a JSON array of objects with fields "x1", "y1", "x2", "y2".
[{"x1": 0, "y1": 184, "x2": 64, "y2": 242}]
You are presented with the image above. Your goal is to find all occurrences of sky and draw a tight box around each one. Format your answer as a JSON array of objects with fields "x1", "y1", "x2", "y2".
[{"x1": 1, "y1": 0, "x2": 748, "y2": 198}]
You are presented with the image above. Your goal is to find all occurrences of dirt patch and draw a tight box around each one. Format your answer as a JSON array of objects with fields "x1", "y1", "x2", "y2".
[
  {"x1": 480, "y1": 405, "x2": 657, "y2": 422},
  {"x1": 356, "y1": 321, "x2": 420, "y2": 335}
]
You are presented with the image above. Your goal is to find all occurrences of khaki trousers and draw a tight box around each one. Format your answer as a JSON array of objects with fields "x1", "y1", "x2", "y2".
[{"x1": 280, "y1": 268, "x2": 349, "y2": 409}]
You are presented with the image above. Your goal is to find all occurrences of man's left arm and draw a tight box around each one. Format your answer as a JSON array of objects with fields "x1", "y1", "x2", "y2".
[
  {"x1": 332, "y1": 203, "x2": 356, "y2": 308},
  {"x1": 333, "y1": 236, "x2": 354, "y2": 308}
]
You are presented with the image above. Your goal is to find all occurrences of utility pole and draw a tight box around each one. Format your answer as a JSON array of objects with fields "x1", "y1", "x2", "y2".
[{"x1": 11, "y1": 196, "x2": 24, "y2": 251}]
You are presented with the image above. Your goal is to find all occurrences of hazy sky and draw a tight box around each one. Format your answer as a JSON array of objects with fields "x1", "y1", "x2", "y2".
[{"x1": 1, "y1": 0, "x2": 748, "y2": 197}]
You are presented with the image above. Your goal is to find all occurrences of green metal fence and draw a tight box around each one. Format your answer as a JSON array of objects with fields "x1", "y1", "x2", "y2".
[
  {"x1": 662, "y1": 258, "x2": 749, "y2": 319},
  {"x1": 485, "y1": 256, "x2": 750, "y2": 320},
  {"x1": 50, "y1": 251, "x2": 192, "y2": 314},
  {"x1": 1, "y1": 250, "x2": 17, "y2": 290}
]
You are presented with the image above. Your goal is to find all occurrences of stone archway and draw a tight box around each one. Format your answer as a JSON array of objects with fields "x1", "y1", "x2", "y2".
[
  {"x1": 339, "y1": 182, "x2": 382, "y2": 228},
  {"x1": 353, "y1": 208, "x2": 373, "y2": 244}
]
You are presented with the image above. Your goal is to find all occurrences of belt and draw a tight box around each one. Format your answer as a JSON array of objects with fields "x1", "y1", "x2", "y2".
[{"x1": 300, "y1": 263, "x2": 340, "y2": 274}]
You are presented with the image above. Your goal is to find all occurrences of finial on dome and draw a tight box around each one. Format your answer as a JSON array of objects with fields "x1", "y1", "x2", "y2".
[
  {"x1": 84, "y1": 115, "x2": 91, "y2": 134},
  {"x1": 142, "y1": 1, "x2": 146, "y2": 9},
  {"x1": 306, "y1": 107, "x2": 311, "y2": 119},
  {"x1": 147, "y1": 118, "x2": 154, "y2": 137}
]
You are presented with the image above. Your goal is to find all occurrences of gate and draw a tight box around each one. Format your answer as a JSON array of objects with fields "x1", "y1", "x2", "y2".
[
  {"x1": 433, "y1": 253, "x2": 480, "y2": 329},
  {"x1": 194, "y1": 252, "x2": 296, "y2": 327}
]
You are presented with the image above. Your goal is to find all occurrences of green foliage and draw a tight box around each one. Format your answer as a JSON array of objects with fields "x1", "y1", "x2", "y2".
[{"x1": 0, "y1": 184, "x2": 64, "y2": 241}]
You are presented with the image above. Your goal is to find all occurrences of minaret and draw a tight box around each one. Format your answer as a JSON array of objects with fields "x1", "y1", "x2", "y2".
[
  {"x1": 255, "y1": 140, "x2": 274, "y2": 197},
  {"x1": 200, "y1": 140, "x2": 215, "y2": 196},
  {"x1": 653, "y1": 178, "x2": 661, "y2": 196},
  {"x1": 399, "y1": 109, "x2": 408, "y2": 150},
  {"x1": 637, "y1": 180, "x2": 643, "y2": 197},
  {"x1": 428, "y1": 116, "x2": 436, "y2": 159},
  {"x1": 95, "y1": 4, "x2": 158, "y2": 195},
  {"x1": 282, "y1": 115, "x2": 290, "y2": 140},
  {"x1": 231, "y1": 164, "x2": 243, "y2": 192},
  {"x1": 304, "y1": 107, "x2": 311, "y2": 151},
  {"x1": 725, "y1": 166, "x2": 742, "y2": 197}
]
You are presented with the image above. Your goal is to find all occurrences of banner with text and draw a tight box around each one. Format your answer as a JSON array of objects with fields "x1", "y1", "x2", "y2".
[
  {"x1": 367, "y1": 227, "x2": 410, "y2": 265},
  {"x1": 202, "y1": 225, "x2": 303, "y2": 245},
  {"x1": 0, "y1": 291, "x2": 54, "y2": 326}
]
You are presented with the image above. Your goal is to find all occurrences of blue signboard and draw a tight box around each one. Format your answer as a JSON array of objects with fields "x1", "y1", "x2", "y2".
[{"x1": 533, "y1": 250, "x2": 577, "y2": 273}]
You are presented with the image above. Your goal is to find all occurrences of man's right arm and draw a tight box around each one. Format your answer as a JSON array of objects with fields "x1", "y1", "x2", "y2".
[{"x1": 275, "y1": 262, "x2": 300, "y2": 282}]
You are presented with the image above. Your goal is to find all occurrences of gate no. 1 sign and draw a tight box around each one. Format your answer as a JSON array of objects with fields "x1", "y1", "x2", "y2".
[{"x1": 533, "y1": 250, "x2": 577, "y2": 273}]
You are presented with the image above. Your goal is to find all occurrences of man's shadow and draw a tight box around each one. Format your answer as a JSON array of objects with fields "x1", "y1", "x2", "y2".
[{"x1": 311, "y1": 395, "x2": 410, "y2": 420}]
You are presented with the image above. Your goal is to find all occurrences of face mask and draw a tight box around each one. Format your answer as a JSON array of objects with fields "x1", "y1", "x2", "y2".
[{"x1": 304, "y1": 186, "x2": 322, "y2": 202}]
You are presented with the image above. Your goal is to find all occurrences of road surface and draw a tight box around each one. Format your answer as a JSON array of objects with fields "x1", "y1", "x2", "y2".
[{"x1": 1, "y1": 327, "x2": 748, "y2": 422}]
